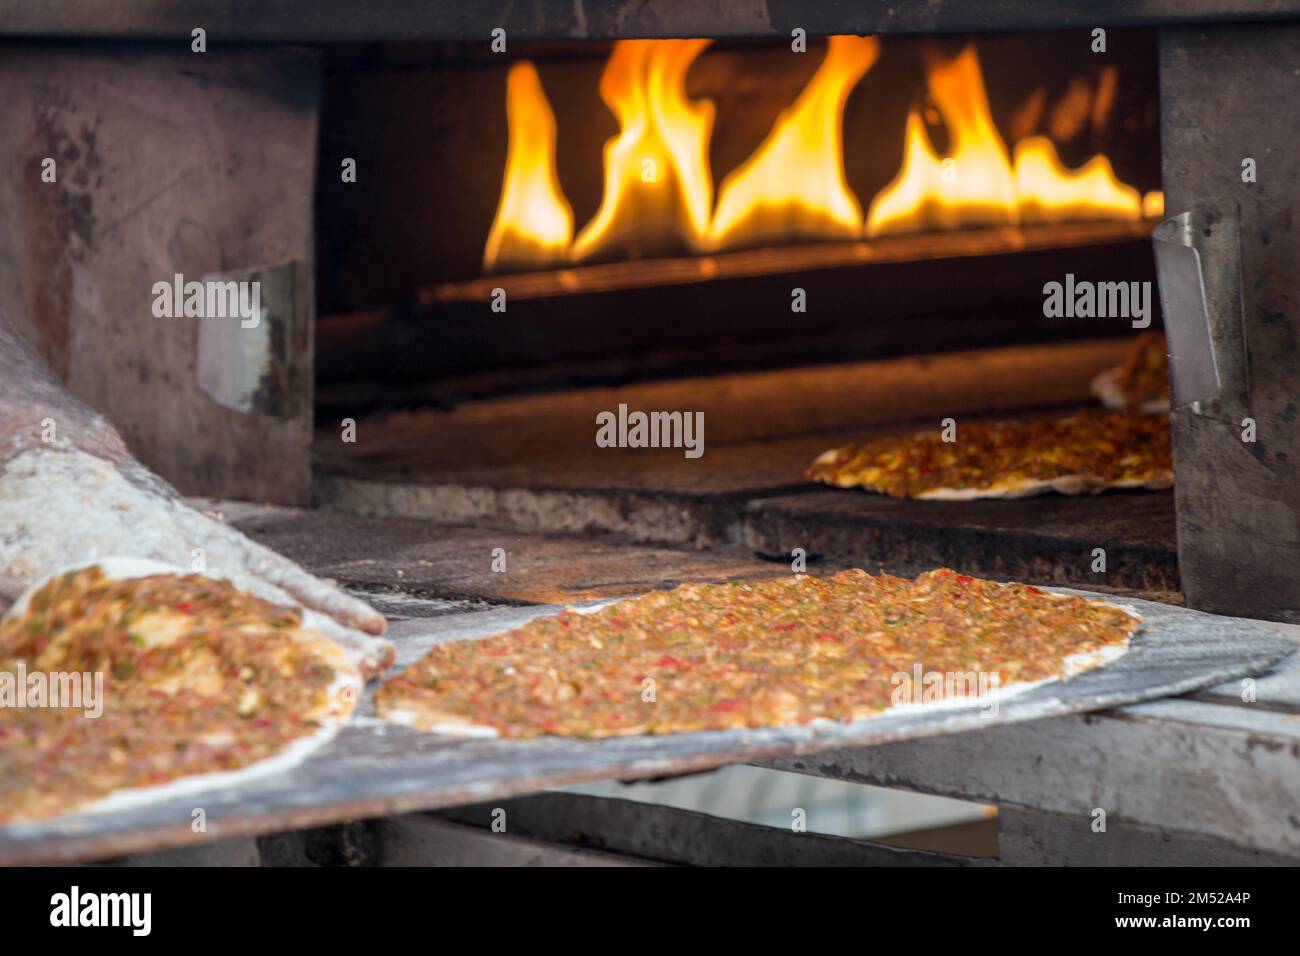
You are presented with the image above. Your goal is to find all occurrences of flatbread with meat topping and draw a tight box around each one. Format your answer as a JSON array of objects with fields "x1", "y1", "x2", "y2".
[
  {"x1": 0, "y1": 560, "x2": 374, "y2": 825},
  {"x1": 807, "y1": 410, "x2": 1172, "y2": 499},
  {"x1": 1091, "y1": 331, "x2": 1170, "y2": 413},
  {"x1": 376, "y1": 568, "x2": 1139, "y2": 738}
]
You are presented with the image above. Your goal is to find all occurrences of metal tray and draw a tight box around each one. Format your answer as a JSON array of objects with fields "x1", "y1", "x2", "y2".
[{"x1": 1, "y1": 589, "x2": 1294, "y2": 865}]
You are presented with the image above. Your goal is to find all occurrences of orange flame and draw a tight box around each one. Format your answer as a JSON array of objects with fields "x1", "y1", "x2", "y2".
[
  {"x1": 866, "y1": 45, "x2": 1018, "y2": 236},
  {"x1": 708, "y1": 35, "x2": 880, "y2": 250},
  {"x1": 483, "y1": 38, "x2": 1159, "y2": 273},
  {"x1": 868, "y1": 44, "x2": 1154, "y2": 238},
  {"x1": 571, "y1": 39, "x2": 715, "y2": 262},
  {"x1": 1013, "y1": 136, "x2": 1140, "y2": 222},
  {"x1": 482, "y1": 62, "x2": 573, "y2": 273},
  {"x1": 1142, "y1": 190, "x2": 1165, "y2": 219}
]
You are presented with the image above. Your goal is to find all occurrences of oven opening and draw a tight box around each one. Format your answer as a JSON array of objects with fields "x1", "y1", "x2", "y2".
[
  {"x1": 312, "y1": 28, "x2": 1173, "y2": 596},
  {"x1": 5, "y1": 1, "x2": 1298, "y2": 871}
]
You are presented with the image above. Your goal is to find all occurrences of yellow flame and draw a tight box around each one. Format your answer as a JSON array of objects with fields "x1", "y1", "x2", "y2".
[
  {"x1": 483, "y1": 38, "x2": 1159, "y2": 272},
  {"x1": 1013, "y1": 136, "x2": 1140, "y2": 222},
  {"x1": 482, "y1": 62, "x2": 573, "y2": 273},
  {"x1": 571, "y1": 39, "x2": 715, "y2": 262},
  {"x1": 1143, "y1": 190, "x2": 1165, "y2": 219},
  {"x1": 868, "y1": 45, "x2": 1155, "y2": 238},
  {"x1": 708, "y1": 35, "x2": 880, "y2": 250},
  {"x1": 866, "y1": 45, "x2": 1018, "y2": 237}
]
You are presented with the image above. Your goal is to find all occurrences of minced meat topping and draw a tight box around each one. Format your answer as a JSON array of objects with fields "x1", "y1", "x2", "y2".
[
  {"x1": 807, "y1": 410, "x2": 1171, "y2": 498},
  {"x1": 0, "y1": 567, "x2": 351, "y2": 825},
  {"x1": 377, "y1": 568, "x2": 1138, "y2": 738},
  {"x1": 1113, "y1": 331, "x2": 1169, "y2": 408}
]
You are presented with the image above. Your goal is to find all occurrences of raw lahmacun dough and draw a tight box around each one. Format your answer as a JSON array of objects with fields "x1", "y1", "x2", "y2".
[
  {"x1": 376, "y1": 568, "x2": 1139, "y2": 738},
  {"x1": 0, "y1": 560, "x2": 365, "y2": 824}
]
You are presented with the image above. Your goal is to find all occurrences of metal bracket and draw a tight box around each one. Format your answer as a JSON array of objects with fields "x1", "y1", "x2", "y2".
[
  {"x1": 1151, "y1": 204, "x2": 1250, "y2": 420},
  {"x1": 196, "y1": 261, "x2": 297, "y2": 418}
]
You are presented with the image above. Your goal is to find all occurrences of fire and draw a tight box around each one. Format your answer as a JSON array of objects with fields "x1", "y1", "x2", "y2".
[
  {"x1": 570, "y1": 39, "x2": 715, "y2": 262},
  {"x1": 708, "y1": 35, "x2": 880, "y2": 250},
  {"x1": 866, "y1": 45, "x2": 1019, "y2": 236},
  {"x1": 1142, "y1": 190, "x2": 1165, "y2": 219},
  {"x1": 868, "y1": 44, "x2": 1154, "y2": 237},
  {"x1": 483, "y1": 38, "x2": 1160, "y2": 272},
  {"x1": 482, "y1": 62, "x2": 573, "y2": 273},
  {"x1": 1013, "y1": 136, "x2": 1140, "y2": 222}
]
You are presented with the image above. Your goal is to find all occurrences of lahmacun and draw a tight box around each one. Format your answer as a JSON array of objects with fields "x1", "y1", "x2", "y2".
[
  {"x1": 0, "y1": 563, "x2": 365, "y2": 824},
  {"x1": 1091, "y1": 331, "x2": 1171, "y2": 413},
  {"x1": 807, "y1": 410, "x2": 1172, "y2": 499},
  {"x1": 376, "y1": 568, "x2": 1139, "y2": 738}
]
